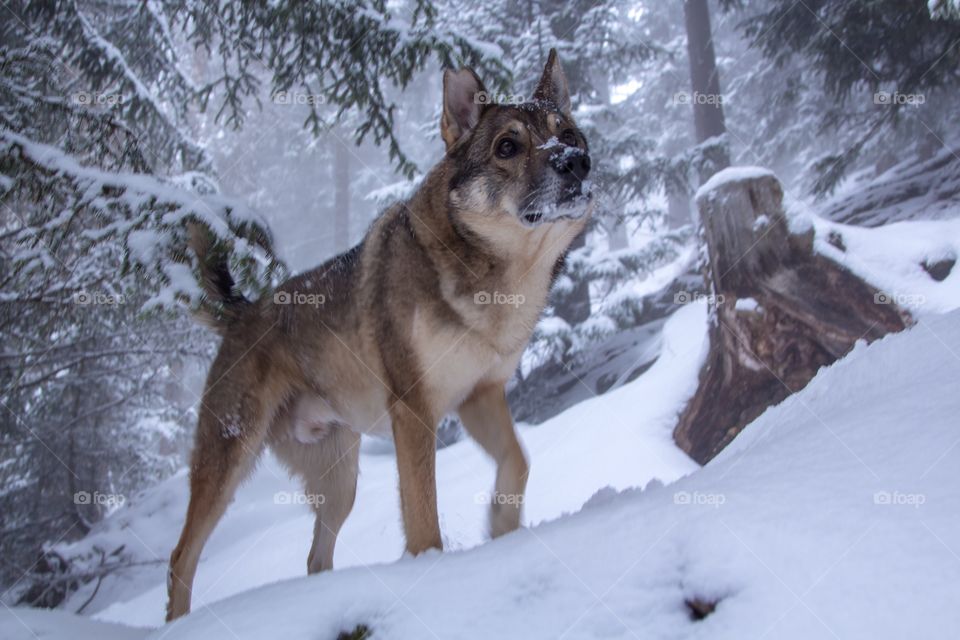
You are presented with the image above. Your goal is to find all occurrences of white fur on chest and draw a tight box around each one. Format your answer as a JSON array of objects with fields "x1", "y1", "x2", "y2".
[{"x1": 410, "y1": 306, "x2": 523, "y2": 416}]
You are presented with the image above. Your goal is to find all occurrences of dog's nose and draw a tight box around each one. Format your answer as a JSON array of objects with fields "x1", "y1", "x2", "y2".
[{"x1": 551, "y1": 148, "x2": 591, "y2": 182}]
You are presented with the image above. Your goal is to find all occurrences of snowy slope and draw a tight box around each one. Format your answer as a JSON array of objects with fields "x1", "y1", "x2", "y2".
[
  {"x1": 3, "y1": 201, "x2": 959, "y2": 639},
  {"x1": 808, "y1": 214, "x2": 960, "y2": 316},
  {"x1": 146, "y1": 310, "x2": 960, "y2": 639},
  {"x1": 819, "y1": 145, "x2": 960, "y2": 227},
  {"x1": 5, "y1": 304, "x2": 958, "y2": 639},
  {"x1": 12, "y1": 301, "x2": 707, "y2": 631}
]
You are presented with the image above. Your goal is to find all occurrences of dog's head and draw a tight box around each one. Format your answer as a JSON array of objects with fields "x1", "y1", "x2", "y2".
[{"x1": 441, "y1": 50, "x2": 592, "y2": 230}]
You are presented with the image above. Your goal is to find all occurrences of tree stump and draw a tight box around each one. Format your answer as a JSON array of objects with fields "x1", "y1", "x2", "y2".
[{"x1": 674, "y1": 169, "x2": 910, "y2": 464}]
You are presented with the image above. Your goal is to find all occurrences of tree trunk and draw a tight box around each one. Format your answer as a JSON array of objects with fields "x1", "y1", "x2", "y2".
[
  {"x1": 673, "y1": 170, "x2": 910, "y2": 463},
  {"x1": 684, "y1": 0, "x2": 730, "y2": 180}
]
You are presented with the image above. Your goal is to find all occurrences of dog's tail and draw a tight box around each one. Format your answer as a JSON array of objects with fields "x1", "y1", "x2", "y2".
[{"x1": 188, "y1": 222, "x2": 251, "y2": 334}]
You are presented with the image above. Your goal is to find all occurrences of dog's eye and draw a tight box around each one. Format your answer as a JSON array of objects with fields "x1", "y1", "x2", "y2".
[
  {"x1": 561, "y1": 129, "x2": 577, "y2": 146},
  {"x1": 495, "y1": 138, "x2": 519, "y2": 159}
]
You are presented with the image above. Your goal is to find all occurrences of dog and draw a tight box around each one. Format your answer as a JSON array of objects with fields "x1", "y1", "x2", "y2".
[{"x1": 167, "y1": 49, "x2": 592, "y2": 621}]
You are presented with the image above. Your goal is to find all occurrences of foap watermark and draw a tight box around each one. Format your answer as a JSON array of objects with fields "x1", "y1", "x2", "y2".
[
  {"x1": 873, "y1": 91, "x2": 925, "y2": 106},
  {"x1": 874, "y1": 292, "x2": 925, "y2": 307},
  {"x1": 272, "y1": 90, "x2": 326, "y2": 106},
  {"x1": 274, "y1": 291, "x2": 326, "y2": 307},
  {"x1": 73, "y1": 290, "x2": 125, "y2": 306},
  {"x1": 474, "y1": 491, "x2": 525, "y2": 506},
  {"x1": 874, "y1": 490, "x2": 925, "y2": 509},
  {"x1": 274, "y1": 491, "x2": 326, "y2": 506},
  {"x1": 474, "y1": 91, "x2": 525, "y2": 105},
  {"x1": 74, "y1": 490, "x2": 126, "y2": 508},
  {"x1": 474, "y1": 290, "x2": 525, "y2": 308},
  {"x1": 674, "y1": 291, "x2": 725, "y2": 306},
  {"x1": 674, "y1": 490, "x2": 725, "y2": 508},
  {"x1": 71, "y1": 91, "x2": 125, "y2": 107},
  {"x1": 673, "y1": 91, "x2": 725, "y2": 106}
]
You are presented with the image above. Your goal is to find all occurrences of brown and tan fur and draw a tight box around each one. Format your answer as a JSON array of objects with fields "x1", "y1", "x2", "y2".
[{"x1": 166, "y1": 50, "x2": 592, "y2": 621}]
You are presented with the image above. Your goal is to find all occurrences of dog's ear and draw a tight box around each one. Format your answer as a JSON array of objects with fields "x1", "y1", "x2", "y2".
[
  {"x1": 533, "y1": 48, "x2": 571, "y2": 116},
  {"x1": 441, "y1": 68, "x2": 487, "y2": 149}
]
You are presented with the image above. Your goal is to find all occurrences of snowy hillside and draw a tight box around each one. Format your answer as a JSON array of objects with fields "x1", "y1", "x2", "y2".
[
  {"x1": 6, "y1": 2, "x2": 960, "y2": 638},
  {"x1": 10, "y1": 301, "x2": 708, "y2": 630},
  {"x1": 154, "y1": 309, "x2": 960, "y2": 640},
  {"x1": 3, "y1": 204, "x2": 960, "y2": 638},
  {"x1": 820, "y1": 145, "x2": 960, "y2": 227},
  {"x1": 4, "y1": 302, "x2": 960, "y2": 639}
]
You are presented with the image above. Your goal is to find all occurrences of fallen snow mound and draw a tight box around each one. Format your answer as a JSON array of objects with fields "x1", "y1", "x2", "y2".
[{"x1": 5, "y1": 308, "x2": 959, "y2": 639}]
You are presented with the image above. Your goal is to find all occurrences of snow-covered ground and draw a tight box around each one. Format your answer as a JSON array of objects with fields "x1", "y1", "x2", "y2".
[
  {"x1": 0, "y1": 299, "x2": 708, "y2": 635},
  {"x1": 819, "y1": 145, "x2": 960, "y2": 227},
  {"x1": 811, "y1": 215, "x2": 960, "y2": 315},
  {"x1": 5, "y1": 300, "x2": 959, "y2": 639},
  {"x1": 3, "y1": 203, "x2": 959, "y2": 639}
]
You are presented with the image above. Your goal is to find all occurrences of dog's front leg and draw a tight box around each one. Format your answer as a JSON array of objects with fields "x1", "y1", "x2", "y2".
[
  {"x1": 390, "y1": 398, "x2": 442, "y2": 554},
  {"x1": 458, "y1": 383, "x2": 529, "y2": 538}
]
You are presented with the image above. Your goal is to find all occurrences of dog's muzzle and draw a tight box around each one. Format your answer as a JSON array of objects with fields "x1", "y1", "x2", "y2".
[
  {"x1": 550, "y1": 147, "x2": 591, "y2": 183},
  {"x1": 549, "y1": 147, "x2": 592, "y2": 208},
  {"x1": 520, "y1": 147, "x2": 593, "y2": 227}
]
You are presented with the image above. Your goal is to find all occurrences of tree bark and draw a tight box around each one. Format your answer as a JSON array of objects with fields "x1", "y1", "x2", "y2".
[
  {"x1": 673, "y1": 170, "x2": 910, "y2": 463},
  {"x1": 684, "y1": 0, "x2": 730, "y2": 180}
]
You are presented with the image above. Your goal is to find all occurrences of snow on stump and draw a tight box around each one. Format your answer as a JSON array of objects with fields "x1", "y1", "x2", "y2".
[{"x1": 675, "y1": 168, "x2": 910, "y2": 464}]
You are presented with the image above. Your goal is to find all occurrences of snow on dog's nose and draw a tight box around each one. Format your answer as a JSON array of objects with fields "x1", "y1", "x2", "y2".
[{"x1": 550, "y1": 145, "x2": 591, "y2": 183}]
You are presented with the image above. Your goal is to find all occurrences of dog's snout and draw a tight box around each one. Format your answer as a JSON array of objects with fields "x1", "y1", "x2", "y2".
[{"x1": 551, "y1": 148, "x2": 591, "y2": 181}]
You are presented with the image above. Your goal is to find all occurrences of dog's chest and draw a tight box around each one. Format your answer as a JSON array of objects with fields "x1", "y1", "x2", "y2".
[
  {"x1": 409, "y1": 303, "x2": 527, "y2": 414},
  {"x1": 411, "y1": 274, "x2": 554, "y2": 414},
  {"x1": 407, "y1": 219, "x2": 581, "y2": 415}
]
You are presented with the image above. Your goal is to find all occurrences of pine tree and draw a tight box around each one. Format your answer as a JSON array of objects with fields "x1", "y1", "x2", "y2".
[
  {"x1": 684, "y1": 0, "x2": 730, "y2": 181},
  {"x1": 731, "y1": 0, "x2": 960, "y2": 194}
]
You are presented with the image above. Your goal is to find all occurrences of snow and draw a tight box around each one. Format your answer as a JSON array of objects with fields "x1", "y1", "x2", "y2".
[
  {"x1": 126, "y1": 229, "x2": 160, "y2": 265},
  {"x1": 819, "y1": 145, "x2": 960, "y2": 226},
  {"x1": 144, "y1": 262, "x2": 202, "y2": 311},
  {"x1": 144, "y1": 310, "x2": 960, "y2": 638},
  {"x1": 4, "y1": 174, "x2": 960, "y2": 637},
  {"x1": 694, "y1": 165, "x2": 776, "y2": 201},
  {"x1": 810, "y1": 215, "x2": 960, "y2": 315},
  {"x1": 537, "y1": 136, "x2": 561, "y2": 150},
  {"x1": 13, "y1": 302, "x2": 705, "y2": 631},
  {"x1": 597, "y1": 242, "x2": 698, "y2": 316},
  {"x1": 1, "y1": 129, "x2": 279, "y2": 311},
  {"x1": 6, "y1": 303, "x2": 960, "y2": 638},
  {"x1": 0, "y1": 609, "x2": 146, "y2": 640},
  {"x1": 682, "y1": 162, "x2": 960, "y2": 317},
  {"x1": 929, "y1": 0, "x2": 960, "y2": 19}
]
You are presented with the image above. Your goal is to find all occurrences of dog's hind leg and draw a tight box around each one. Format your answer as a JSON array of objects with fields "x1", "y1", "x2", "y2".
[
  {"x1": 303, "y1": 426, "x2": 361, "y2": 574},
  {"x1": 458, "y1": 383, "x2": 529, "y2": 538},
  {"x1": 166, "y1": 353, "x2": 289, "y2": 622},
  {"x1": 269, "y1": 396, "x2": 362, "y2": 574}
]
